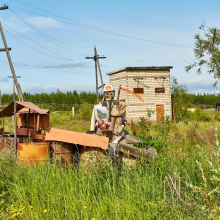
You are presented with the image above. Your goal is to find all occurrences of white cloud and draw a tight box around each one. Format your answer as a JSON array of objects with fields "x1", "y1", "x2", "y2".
[
  {"x1": 179, "y1": 79, "x2": 220, "y2": 94},
  {"x1": 11, "y1": 83, "x2": 97, "y2": 94},
  {"x1": 1, "y1": 16, "x2": 62, "y2": 34},
  {"x1": 26, "y1": 16, "x2": 62, "y2": 29}
]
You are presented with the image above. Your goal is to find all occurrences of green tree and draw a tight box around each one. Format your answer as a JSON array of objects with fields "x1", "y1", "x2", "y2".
[
  {"x1": 172, "y1": 77, "x2": 192, "y2": 121},
  {"x1": 186, "y1": 23, "x2": 220, "y2": 87}
]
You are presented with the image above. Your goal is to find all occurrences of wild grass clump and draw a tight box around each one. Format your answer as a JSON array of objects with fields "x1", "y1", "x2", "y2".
[
  {"x1": 0, "y1": 153, "x2": 203, "y2": 219},
  {"x1": 49, "y1": 105, "x2": 91, "y2": 132},
  {"x1": 1, "y1": 108, "x2": 220, "y2": 219},
  {"x1": 0, "y1": 133, "x2": 219, "y2": 220}
]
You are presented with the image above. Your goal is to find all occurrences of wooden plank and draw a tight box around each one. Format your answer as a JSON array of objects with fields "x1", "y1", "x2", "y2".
[
  {"x1": 36, "y1": 114, "x2": 40, "y2": 131},
  {"x1": 45, "y1": 128, "x2": 109, "y2": 150}
]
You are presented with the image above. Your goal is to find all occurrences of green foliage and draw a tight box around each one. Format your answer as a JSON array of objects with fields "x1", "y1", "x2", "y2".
[
  {"x1": 186, "y1": 128, "x2": 220, "y2": 219},
  {"x1": 1, "y1": 89, "x2": 220, "y2": 112},
  {"x1": 49, "y1": 109, "x2": 91, "y2": 132},
  {"x1": 186, "y1": 23, "x2": 220, "y2": 87},
  {"x1": 172, "y1": 77, "x2": 192, "y2": 121},
  {"x1": 0, "y1": 152, "x2": 210, "y2": 219},
  {"x1": 133, "y1": 117, "x2": 172, "y2": 152},
  {"x1": 75, "y1": 103, "x2": 93, "y2": 121},
  {"x1": 1, "y1": 90, "x2": 103, "y2": 111},
  {"x1": 1, "y1": 118, "x2": 220, "y2": 218}
]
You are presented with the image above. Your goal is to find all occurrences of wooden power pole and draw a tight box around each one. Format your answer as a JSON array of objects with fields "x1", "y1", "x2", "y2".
[
  {"x1": 0, "y1": 5, "x2": 23, "y2": 101},
  {"x1": 85, "y1": 47, "x2": 106, "y2": 104}
]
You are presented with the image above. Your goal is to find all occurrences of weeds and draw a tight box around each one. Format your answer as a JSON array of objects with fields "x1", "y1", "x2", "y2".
[{"x1": 1, "y1": 109, "x2": 220, "y2": 219}]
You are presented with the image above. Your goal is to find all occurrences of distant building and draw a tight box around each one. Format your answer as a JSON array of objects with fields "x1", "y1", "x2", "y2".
[{"x1": 107, "y1": 66, "x2": 173, "y2": 122}]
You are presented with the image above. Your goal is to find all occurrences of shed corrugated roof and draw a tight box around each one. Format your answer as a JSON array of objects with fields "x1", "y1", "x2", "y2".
[
  {"x1": 0, "y1": 101, "x2": 48, "y2": 117},
  {"x1": 107, "y1": 66, "x2": 173, "y2": 75}
]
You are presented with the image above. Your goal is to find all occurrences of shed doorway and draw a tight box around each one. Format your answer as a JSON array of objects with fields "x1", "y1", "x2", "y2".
[{"x1": 156, "y1": 105, "x2": 164, "y2": 122}]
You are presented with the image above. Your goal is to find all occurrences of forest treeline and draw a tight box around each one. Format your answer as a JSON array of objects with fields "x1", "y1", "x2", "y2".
[
  {"x1": 0, "y1": 89, "x2": 219, "y2": 111},
  {"x1": 1, "y1": 90, "x2": 103, "y2": 112}
]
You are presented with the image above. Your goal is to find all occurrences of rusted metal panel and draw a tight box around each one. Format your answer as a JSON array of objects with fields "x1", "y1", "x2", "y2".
[
  {"x1": 17, "y1": 127, "x2": 41, "y2": 136},
  {"x1": 34, "y1": 134, "x2": 45, "y2": 140},
  {"x1": 0, "y1": 101, "x2": 49, "y2": 118},
  {"x1": 17, "y1": 142, "x2": 50, "y2": 163},
  {"x1": 45, "y1": 128, "x2": 109, "y2": 150},
  {"x1": 51, "y1": 142, "x2": 74, "y2": 166}
]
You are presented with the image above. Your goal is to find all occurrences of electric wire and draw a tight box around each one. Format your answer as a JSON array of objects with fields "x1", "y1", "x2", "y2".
[
  {"x1": 49, "y1": 48, "x2": 93, "y2": 83},
  {"x1": 2, "y1": 21, "x2": 87, "y2": 63},
  {"x1": 3, "y1": 27, "x2": 76, "y2": 61},
  {"x1": 9, "y1": 2, "x2": 192, "y2": 48},
  {"x1": 0, "y1": 60, "x2": 95, "y2": 74},
  {"x1": 9, "y1": 8, "x2": 89, "y2": 55},
  {"x1": 1, "y1": 28, "x2": 96, "y2": 84},
  {"x1": 1, "y1": 0, "x2": 92, "y2": 49},
  {"x1": 8, "y1": 8, "x2": 97, "y2": 79}
]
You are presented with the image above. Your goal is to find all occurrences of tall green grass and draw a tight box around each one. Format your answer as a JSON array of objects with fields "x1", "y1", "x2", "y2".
[
  {"x1": 0, "y1": 147, "x2": 217, "y2": 219},
  {"x1": 1, "y1": 109, "x2": 220, "y2": 219}
]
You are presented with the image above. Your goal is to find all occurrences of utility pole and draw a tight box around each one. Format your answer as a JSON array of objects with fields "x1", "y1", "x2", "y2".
[
  {"x1": 0, "y1": 5, "x2": 23, "y2": 101},
  {"x1": 85, "y1": 47, "x2": 106, "y2": 104},
  {"x1": 8, "y1": 76, "x2": 21, "y2": 101}
]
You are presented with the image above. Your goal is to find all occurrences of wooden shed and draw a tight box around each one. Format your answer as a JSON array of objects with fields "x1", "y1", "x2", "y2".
[
  {"x1": 17, "y1": 108, "x2": 50, "y2": 135},
  {"x1": 107, "y1": 67, "x2": 173, "y2": 122},
  {"x1": 0, "y1": 101, "x2": 50, "y2": 137}
]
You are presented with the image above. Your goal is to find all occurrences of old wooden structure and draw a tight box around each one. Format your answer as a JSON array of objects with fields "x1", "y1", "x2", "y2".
[{"x1": 107, "y1": 67, "x2": 173, "y2": 122}]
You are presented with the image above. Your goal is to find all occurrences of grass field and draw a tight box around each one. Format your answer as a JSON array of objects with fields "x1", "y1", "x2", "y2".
[{"x1": 0, "y1": 109, "x2": 220, "y2": 219}]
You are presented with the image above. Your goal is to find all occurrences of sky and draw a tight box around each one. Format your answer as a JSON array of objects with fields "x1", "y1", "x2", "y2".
[{"x1": 0, "y1": 0, "x2": 219, "y2": 95}]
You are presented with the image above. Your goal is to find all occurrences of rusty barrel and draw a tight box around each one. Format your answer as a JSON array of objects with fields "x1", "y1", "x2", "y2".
[
  {"x1": 17, "y1": 142, "x2": 50, "y2": 164},
  {"x1": 51, "y1": 142, "x2": 74, "y2": 166}
]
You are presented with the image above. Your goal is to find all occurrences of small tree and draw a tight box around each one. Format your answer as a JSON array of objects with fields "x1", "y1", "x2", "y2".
[
  {"x1": 186, "y1": 23, "x2": 220, "y2": 87},
  {"x1": 172, "y1": 77, "x2": 192, "y2": 121}
]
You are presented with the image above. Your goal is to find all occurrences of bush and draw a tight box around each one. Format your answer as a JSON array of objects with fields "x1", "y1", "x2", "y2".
[{"x1": 75, "y1": 103, "x2": 93, "y2": 121}]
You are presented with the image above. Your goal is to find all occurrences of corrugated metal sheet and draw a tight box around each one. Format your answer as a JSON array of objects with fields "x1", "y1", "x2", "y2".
[{"x1": 45, "y1": 128, "x2": 109, "y2": 150}]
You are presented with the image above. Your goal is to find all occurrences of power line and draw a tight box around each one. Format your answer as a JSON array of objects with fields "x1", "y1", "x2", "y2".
[
  {"x1": 4, "y1": 8, "x2": 98, "y2": 82},
  {"x1": 49, "y1": 48, "x2": 94, "y2": 83},
  {"x1": 1, "y1": 1, "x2": 92, "y2": 49},
  {"x1": 3, "y1": 26, "x2": 94, "y2": 72},
  {"x1": 0, "y1": 59, "x2": 95, "y2": 73},
  {"x1": 2, "y1": 21, "x2": 87, "y2": 63},
  {"x1": 9, "y1": 2, "x2": 192, "y2": 49},
  {"x1": 50, "y1": 65, "x2": 91, "y2": 84},
  {"x1": 3, "y1": 27, "x2": 78, "y2": 61},
  {"x1": 9, "y1": 8, "x2": 90, "y2": 55}
]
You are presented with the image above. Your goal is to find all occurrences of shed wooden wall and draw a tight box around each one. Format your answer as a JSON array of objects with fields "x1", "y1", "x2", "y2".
[{"x1": 109, "y1": 69, "x2": 172, "y2": 122}]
